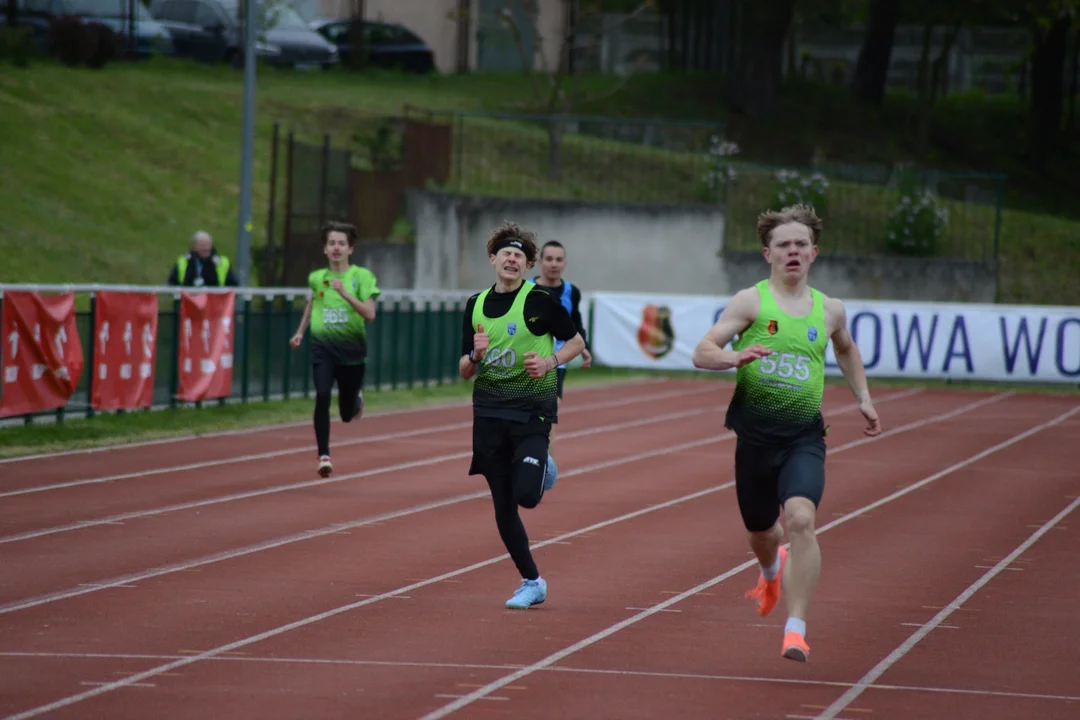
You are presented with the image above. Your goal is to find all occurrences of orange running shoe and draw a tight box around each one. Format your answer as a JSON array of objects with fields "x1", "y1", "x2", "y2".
[
  {"x1": 782, "y1": 631, "x2": 810, "y2": 662},
  {"x1": 744, "y1": 546, "x2": 787, "y2": 616}
]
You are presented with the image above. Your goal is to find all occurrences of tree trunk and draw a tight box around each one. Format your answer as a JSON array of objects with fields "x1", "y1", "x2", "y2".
[
  {"x1": 915, "y1": 23, "x2": 934, "y2": 161},
  {"x1": 851, "y1": 0, "x2": 900, "y2": 105},
  {"x1": 1027, "y1": 13, "x2": 1070, "y2": 168},
  {"x1": 724, "y1": 0, "x2": 797, "y2": 116},
  {"x1": 1066, "y1": 26, "x2": 1079, "y2": 131}
]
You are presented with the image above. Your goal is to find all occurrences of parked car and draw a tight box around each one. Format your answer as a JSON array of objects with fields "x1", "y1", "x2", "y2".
[
  {"x1": 149, "y1": 0, "x2": 338, "y2": 69},
  {"x1": 310, "y1": 18, "x2": 434, "y2": 73},
  {"x1": 2, "y1": 0, "x2": 174, "y2": 59}
]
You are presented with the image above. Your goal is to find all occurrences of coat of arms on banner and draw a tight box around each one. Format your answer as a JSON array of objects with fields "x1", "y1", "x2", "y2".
[{"x1": 637, "y1": 304, "x2": 675, "y2": 360}]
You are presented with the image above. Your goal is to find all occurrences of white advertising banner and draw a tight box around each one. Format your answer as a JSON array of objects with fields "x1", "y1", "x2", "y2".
[{"x1": 590, "y1": 291, "x2": 1080, "y2": 384}]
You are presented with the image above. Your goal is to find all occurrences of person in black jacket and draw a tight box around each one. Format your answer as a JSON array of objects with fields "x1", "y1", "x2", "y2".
[{"x1": 167, "y1": 231, "x2": 240, "y2": 288}]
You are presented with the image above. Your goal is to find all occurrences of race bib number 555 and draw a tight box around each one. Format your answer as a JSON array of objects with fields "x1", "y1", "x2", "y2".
[{"x1": 759, "y1": 352, "x2": 812, "y2": 381}]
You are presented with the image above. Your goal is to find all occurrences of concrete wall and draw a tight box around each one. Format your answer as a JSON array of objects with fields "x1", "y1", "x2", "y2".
[
  {"x1": 404, "y1": 190, "x2": 728, "y2": 294},
  {"x1": 387, "y1": 191, "x2": 998, "y2": 303},
  {"x1": 722, "y1": 251, "x2": 998, "y2": 303},
  {"x1": 351, "y1": 243, "x2": 415, "y2": 290}
]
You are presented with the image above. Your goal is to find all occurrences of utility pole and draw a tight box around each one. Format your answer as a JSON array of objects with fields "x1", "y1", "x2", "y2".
[{"x1": 235, "y1": 0, "x2": 258, "y2": 286}]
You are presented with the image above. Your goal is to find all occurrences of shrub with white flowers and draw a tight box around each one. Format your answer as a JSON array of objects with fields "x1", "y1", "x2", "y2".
[
  {"x1": 884, "y1": 190, "x2": 949, "y2": 256},
  {"x1": 772, "y1": 169, "x2": 829, "y2": 216},
  {"x1": 698, "y1": 134, "x2": 740, "y2": 202}
]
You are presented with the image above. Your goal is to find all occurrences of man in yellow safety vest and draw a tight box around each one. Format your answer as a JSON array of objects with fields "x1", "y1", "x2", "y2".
[{"x1": 168, "y1": 231, "x2": 240, "y2": 288}]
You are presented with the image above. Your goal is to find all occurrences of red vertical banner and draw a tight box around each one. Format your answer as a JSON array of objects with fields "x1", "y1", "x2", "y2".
[
  {"x1": 176, "y1": 291, "x2": 235, "y2": 402},
  {"x1": 0, "y1": 291, "x2": 84, "y2": 417},
  {"x1": 91, "y1": 291, "x2": 159, "y2": 411}
]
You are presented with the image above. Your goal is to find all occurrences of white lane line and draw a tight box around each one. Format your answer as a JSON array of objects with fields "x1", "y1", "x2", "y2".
[
  {"x1": 0, "y1": 386, "x2": 707, "y2": 498},
  {"x1": 0, "y1": 409, "x2": 732, "y2": 615},
  {"x1": 0, "y1": 377, "x2": 672, "y2": 464},
  {"x1": 4, "y1": 652, "x2": 1079, "y2": 703},
  {"x1": 417, "y1": 398, "x2": 1074, "y2": 720},
  {"x1": 0, "y1": 390, "x2": 926, "y2": 612},
  {"x1": 0, "y1": 391, "x2": 996, "y2": 719},
  {"x1": 0, "y1": 405, "x2": 720, "y2": 547},
  {"x1": 814, "y1": 490, "x2": 1080, "y2": 720}
]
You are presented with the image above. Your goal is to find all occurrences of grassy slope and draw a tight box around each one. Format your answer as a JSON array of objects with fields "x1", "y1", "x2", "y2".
[{"x1": 0, "y1": 58, "x2": 1076, "y2": 304}]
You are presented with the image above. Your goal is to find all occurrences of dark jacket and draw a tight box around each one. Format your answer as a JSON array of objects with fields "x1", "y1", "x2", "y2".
[{"x1": 167, "y1": 251, "x2": 239, "y2": 287}]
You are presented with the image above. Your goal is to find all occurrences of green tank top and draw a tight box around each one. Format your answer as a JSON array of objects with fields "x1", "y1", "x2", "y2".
[
  {"x1": 725, "y1": 279, "x2": 828, "y2": 445},
  {"x1": 471, "y1": 282, "x2": 557, "y2": 422},
  {"x1": 308, "y1": 265, "x2": 380, "y2": 365}
]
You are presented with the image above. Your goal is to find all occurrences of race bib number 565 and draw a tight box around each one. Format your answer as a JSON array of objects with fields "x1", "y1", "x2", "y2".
[{"x1": 322, "y1": 308, "x2": 349, "y2": 326}]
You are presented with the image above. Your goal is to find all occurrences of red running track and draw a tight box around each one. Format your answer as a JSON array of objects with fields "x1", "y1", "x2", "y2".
[{"x1": 0, "y1": 377, "x2": 1077, "y2": 720}]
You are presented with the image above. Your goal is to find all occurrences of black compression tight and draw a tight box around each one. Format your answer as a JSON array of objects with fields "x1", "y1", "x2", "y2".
[
  {"x1": 485, "y1": 474, "x2": 539, "y2": 580},
  {"x1": 313, "y1": 362, "x2": 365, "y2": 457}
]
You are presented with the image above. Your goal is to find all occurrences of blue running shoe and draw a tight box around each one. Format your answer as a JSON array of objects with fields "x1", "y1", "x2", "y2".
[
  {"x1": 505, "y1": 578, "x2": 547, "y2": 609},
  {"x1": 543, "y1": 455, "x2": 558, "y2": 491}
]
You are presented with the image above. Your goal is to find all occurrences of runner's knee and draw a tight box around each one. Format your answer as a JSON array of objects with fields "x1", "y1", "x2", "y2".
[{"x1": 783, "y1": 497, "x2": 817, "y2": 536}]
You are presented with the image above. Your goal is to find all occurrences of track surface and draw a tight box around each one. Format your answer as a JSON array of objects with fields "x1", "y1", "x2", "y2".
[{"x1": 0, "y1": 377, "x2": 1077, "y2": 720}]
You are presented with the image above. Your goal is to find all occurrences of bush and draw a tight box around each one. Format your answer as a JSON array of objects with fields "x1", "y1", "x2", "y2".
[
  {"x1": 46, "y1": 15, "x2": 117, "y2": 68},
  {"x1": 0, "y1": 25, "x2": 35, "y2": 67},
  {"x1": 85, "y1": 22, "x2": 118, "y2": 69},
  {"x1": 884, "y1": 191, "x2": 949, "y2": 256},
  {"x1": 772, "y1": 169, "x2": 829, "y2": 217}
]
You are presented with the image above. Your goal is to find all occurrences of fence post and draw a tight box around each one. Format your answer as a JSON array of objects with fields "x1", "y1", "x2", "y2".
[
  {"x1": 86, "y1": 291, "x2": 97, "y2": 419},
  {"x1": 169, "y1": 293, "x2": 181, "y2": 410},
  {"x1": 262, "y1": 294, "x2": 273, "y2": 402},
  {"x1": 372, "y1": 297, "x2": 385, "y2": 391},
  {"x1": 389, "y1": 300, "x2": 400, "y2": 390},
  {"x1": 405, "y1": 298, "x2": 416, "y2": 389},
  {"x1": 282, "y1": 295, "x2": 293, "y2": 401},
  {"x1": 992, "y1": 174, "x2": 1005, "y2": 263},
  {"x1": 241, "y1": 293, "x2": 252, "y2": 403}
]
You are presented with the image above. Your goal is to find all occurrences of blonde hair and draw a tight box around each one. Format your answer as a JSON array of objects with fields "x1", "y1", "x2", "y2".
[{"x1": 757, "y1": 204, "x2": 823, "y2": 246}]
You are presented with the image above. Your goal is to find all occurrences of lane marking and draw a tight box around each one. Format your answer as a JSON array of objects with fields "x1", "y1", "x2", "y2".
[
  {"x1": 0, "y1": 377, "x2": 672, "y2": 464},
  {"x1": 418, "y1": 399, "x2": 1076, "y2": 720},
  {"x1": 814, "y1": 490, "x2": 1080, "y2": 720},
  {"x1": 0, "y1": 391, "x2": 1005, "y2": 719},
  {"x1": 4, "y1": 652, "x2": 1078, "y2": 704},
  {"x1": 0, "y1": 391, "x2": 924, "y2": 615},
  {"x1": 0, "y1": 405, "x2": 720, "y2": 546},
  {"x1": 0, "y1": 386, "x2": 707, "y2": 498}
]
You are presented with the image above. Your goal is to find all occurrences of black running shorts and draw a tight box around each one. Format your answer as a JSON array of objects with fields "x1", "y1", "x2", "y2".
[
  {"x1": 734, "y1": 434, "x2": 826, "y2": 533},
  {"x1": 469, "y1": 415, "x2": 552, "y2": 509},
  {"x1": 555, "y1": 367, "x2": 567, "y2": 399}
]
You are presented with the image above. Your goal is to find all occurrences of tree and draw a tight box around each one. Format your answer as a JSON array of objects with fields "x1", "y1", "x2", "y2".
[
  {"x1": 478, "y1": 0, "x2": 657, "y2": 180},
  {"x1": 851, "y1": 0, "x2": 900, "y2": 105}
]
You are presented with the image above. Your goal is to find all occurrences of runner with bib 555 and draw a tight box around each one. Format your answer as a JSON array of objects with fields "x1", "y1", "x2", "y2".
[{"x1": 692, "y1": 204, "x2": 882, "y2": 662}]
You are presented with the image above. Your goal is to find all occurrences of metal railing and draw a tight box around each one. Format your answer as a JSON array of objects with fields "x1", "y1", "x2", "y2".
[{"x1": 0, "y1": 285, "x2": 478, "y2": 425}]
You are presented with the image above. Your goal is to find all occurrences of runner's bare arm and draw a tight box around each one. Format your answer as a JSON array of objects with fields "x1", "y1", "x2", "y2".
[
  {"x1": 692, "y1": 288, "x2": 768, "y2": 371},
  {"x1": 827, "y1": 296, "x2": 881, "y2": 435}
]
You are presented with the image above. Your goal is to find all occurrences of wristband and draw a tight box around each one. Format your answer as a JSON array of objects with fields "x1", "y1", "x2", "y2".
[{"x1": 468, "y1": 350, "x2": 478, "y2": 364}]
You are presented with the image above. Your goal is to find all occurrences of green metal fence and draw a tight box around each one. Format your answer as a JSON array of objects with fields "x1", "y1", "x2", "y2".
[
  {"x1": 446, "y1": 110, "x2": 726, "y2": 205},
  {"x1": 439, "y1": 111, "x2": 1004, "y2": 261},
  {"x1": 0, "y1": 285, "x2": 476, "y2": 426},
  {"x1": 708, "y1": 162, "x2": 1005, "y2": 262}
]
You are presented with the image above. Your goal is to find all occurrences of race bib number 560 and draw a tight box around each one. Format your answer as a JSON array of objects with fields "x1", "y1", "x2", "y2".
[
  {"x1": 759, "y1": 352, "x2": 811, "y2": 381},
  {"x1": 322, "y1": 308, "x2": 349, "y2": 326}
]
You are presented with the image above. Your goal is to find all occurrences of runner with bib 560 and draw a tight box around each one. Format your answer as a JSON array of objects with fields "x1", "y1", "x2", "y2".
[
  {"x1": 459, "y1": 222, "x2": 586, "y2": 610},
  {"x1": 692, "y1": 204, "x2": 882, "y2": 662}
]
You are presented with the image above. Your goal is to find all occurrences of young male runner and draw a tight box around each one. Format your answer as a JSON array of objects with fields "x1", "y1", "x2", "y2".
[
  {"x1": 460, "y1": 222, "x2": 586, "y2": 610},
  {"x1": 533, "y1": 240, "x2": 593, "y2": 404},
  {"x1": 691, "y1": 204, "x2": 881, "y2": 662},
  {"x1": 290, "y1": 221, "x2": 380, "y2": 478}
]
